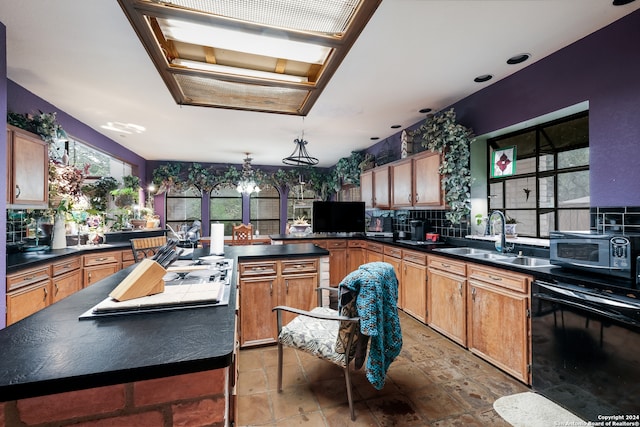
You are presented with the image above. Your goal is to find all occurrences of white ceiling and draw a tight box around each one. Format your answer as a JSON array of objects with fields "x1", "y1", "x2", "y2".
[{"x1": 1, "y1": 1, "x2": 639, "y2": 168}]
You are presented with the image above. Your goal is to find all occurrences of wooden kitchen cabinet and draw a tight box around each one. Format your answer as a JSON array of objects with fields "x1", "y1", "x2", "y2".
[
  {"x1": 467, "y1": 263, "x2": 531, "y2": 384},
  {"x1": 383, "y1": 245, "x2": 403, "y2": 308},
  {"x1": 51, "y1": 257, "x2": 82, "y2": 303},
  {"x1": 6, "y1": 264, "x2": 52, "y2": 325},
  {"x1": 347, "y1": 240, "x2": 366, "y2": 273},
  {"x1": 428, "y1": 255, "x2": 467, "y2": 346},
  {"x1": 238, "y1": 258, "x2": 318, "y2": 348},
  {"x1": 390, "y1": 150, "x2": 443, "y2": 209},
  {"x1": 360, "y1": 165, "x2": 390, "y2": 209},
  {"x1": 366, "y1": 241, "x2": 384, "y2": 263},
  {"x1": 325, "y1": 239, "x2": 347, "y2": 285},
  {"x1": 6, "y1": 125, "x2": 49, "y2": 208},
  {"x1": 83, "y1": 251, "x2": 122, "y2": 287},
  {"x1": 121, "y1": 249, "x2": 136, "y2": 268},
  {"x1": 401, "y1": 249, "x2": 428, "y2": 323}
]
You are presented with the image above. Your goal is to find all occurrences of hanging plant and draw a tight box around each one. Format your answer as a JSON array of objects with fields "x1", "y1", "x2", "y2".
[
  {"x1": 411, "y1": 108, "x2": 475, "y2": 225},
  {"x1": 333, "y1": 151, "x2": 364, "y2": 186},
  {"x1": 82, "y1": 176, "x2": 119, "y2": 212}
]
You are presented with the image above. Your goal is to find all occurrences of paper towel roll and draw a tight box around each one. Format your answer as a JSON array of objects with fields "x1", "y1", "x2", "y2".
[{"x1": 210, "y1": 223, "x2": 225, "y2": 255}]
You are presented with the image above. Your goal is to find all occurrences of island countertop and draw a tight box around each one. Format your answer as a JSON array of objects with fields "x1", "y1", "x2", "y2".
[{"x1": 0, "y1": 243, "x2": 328, "y2": 402}]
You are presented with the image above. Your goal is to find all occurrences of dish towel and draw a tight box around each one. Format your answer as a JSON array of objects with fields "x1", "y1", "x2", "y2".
[{"x1": 338, "y1": 262, "x2": 402, "y2": 389}]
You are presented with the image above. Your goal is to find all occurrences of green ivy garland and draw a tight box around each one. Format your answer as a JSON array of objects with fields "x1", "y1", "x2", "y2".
[{"x1": 411, "y1": 108, "x2": 475, "y2": 225}]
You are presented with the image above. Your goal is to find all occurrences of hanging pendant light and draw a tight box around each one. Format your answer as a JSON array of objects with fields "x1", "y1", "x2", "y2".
[
  {"x1": 236, "y1": 153, "x2": 261, "y2": 195},
  {"x1": 282, "y1": 137, "x2": 319, "y2": 166}
]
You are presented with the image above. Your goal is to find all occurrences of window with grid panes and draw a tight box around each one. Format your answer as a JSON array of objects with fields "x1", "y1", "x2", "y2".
[
  {"x1": 51, "y1": 137, "x2": 133, "y2": 181},
  {"x1": 166, "y1": 186, "x2": 202, "y2": 234},
  {"x1": 488, "y1": 112, "x2": 589, "y2": 238},
  {"x1": 250, "y1": 184, "x2": 281, "y2": 236},
  {"x1": 210, "y1": 187, "x2": 242, "y2": 236}
]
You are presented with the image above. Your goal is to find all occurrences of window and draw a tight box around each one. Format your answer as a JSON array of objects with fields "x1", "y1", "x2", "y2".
[
  {"x1": 287, "y1": 184, "x2": 316, "y2": 227},
  {"x1": 250, "y1": 185, "x2": 281, "y2": 235},
  {"x1": 166, "y1": 186, "x2": 202, "y2": 232},
  {"x1": 50, "y1": 137, "x2": 132, "y2": 181},
  {"x1": 488, "y1": 112, "x2": 589, "y2": 237},
  {"x1": 210, "y1": 187, "x2": 242, "y2": 236}
]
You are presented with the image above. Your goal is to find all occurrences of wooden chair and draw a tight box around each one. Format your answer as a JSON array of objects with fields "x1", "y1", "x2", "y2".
[
  {"x1": 232, "y1": 224, "x2": 253, "y2": 245},
  {"x1": 130, "y1": 236, "x2": 168, "y2": 262},
  {"x1": 272, "y1": 262, "x2": 402, "y2": 421}
]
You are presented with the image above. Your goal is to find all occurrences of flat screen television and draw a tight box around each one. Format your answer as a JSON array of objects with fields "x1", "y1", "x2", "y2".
[{"x1": 312, "y1": 201, "x2": 365, "y2": 234}]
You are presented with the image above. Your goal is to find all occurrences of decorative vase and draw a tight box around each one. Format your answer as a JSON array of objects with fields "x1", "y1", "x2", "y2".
[
  {"x1": 505, "y1": 224, "x2": 517, "y2": 237},
  {"x1": 51, "y1": 214, "x2": 67, "y2": 249}
]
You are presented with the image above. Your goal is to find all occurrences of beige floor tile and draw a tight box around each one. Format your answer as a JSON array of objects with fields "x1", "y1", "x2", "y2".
[
  {"x1": 239, "y1": 347, "x2": 266, "y2": 372},
  {"x1": 274, "y1": 410, "x2": 327, "y2": 427},
  {"x1": 269, "y1": 384, "x2": 321, "y2": 420},
  {"x1": 236, "y1": 391, "x2": 273, "y2": 426},
  {"x1": 238, "y1": 367, "x2": 268, "y2": 395},
  {"x1": 365, "y1": 394, "x2": 426, "y2": 426}
]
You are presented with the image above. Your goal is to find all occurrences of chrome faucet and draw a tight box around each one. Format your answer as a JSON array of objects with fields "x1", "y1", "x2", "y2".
[{"x1": 489, "y1": 210, "x2": 512, "y2": 253}]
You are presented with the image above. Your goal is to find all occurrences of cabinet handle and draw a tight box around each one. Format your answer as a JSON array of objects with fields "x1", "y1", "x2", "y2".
[
  {"x1": 471, "y1": 287, "x2": 476, "y2": 301},
  {"x1": 408, "y1": 194, "x2": 411, "y2": 203},
  {"x1": 440, "y1": 263, "x2": 450, "y2": 268},
  {"x1": 43, "y1": 287, "x2": 48, "y2": 301},
  {"x1": 15, "y1": 184, "x2": 21, "y2": 198},
  {"x1": 23, "y1": 276, "x2": 35, "y2": 281},
  {"x1": 252, "y1": 266, "x2": 265, "y2": 272},
  {"x1": 269, "y1": 281, "x2": 273, "y2": 296},
  {"x1": 293, "y1": 264, "x2": 304, "y2": 269},
  {"x1": 94, "y1": 257, "x2": 108, "y2": 262},
  {"x1": 286, "y1": 279, "x2": 289, "y2": 294},
  {"x1": 488, "y1": 275, "x2": 503, "y2": 281},
  {"x1": 54, "y1": 283, "x2": 59, "y2": 296},
  {"x1": 458, "y1": 282, "x2": 463, "y2": 296},
  {"x1": 415, "y1": 193, "x2": 419, "y2": 203},
  {"x1": 88, "y1": 272, "x2": 92, "y2": 283}
]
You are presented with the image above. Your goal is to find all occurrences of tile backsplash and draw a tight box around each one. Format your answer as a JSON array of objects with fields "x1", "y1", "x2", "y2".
[{"x1": 367, "y1": 209, "x2": 470, "y2": 239}]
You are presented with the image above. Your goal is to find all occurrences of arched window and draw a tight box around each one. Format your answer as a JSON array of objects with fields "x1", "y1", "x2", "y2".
[
  {"x1": 210, "y1": 187, "x2": 242, "y2": 236},
  {"x1": 250, "y1": 184, "x2": 281, "y2": 235},
  {"x1": 166, "y1": 186, "x2": 202, "y2": 232}
]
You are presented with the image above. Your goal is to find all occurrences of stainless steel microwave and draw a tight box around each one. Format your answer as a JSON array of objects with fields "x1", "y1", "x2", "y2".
[{"x1": 550, "y1": 231, "x2": 640, "y2": 285}]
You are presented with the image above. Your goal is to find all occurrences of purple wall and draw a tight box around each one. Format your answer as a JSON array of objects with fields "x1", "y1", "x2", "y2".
[
  {"x1": 370, "y1": 9, "x2": 640, "y2": 208},
  {"x1": 1, "y1": 22, "x2": 7, "y2": 329}
]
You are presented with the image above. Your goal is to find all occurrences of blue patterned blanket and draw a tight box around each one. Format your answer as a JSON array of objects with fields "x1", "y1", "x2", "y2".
[{"x1": 338, "y1": 262, "x2": 402, "y2": 390}]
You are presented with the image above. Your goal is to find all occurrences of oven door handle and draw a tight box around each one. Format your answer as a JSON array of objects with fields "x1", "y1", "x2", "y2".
[
  {"x1": 533, "y1": 292, "x2": 637, "y2": 326},
  {"x1": 535, "y1": 281, "x2": 639, "y2": 309}
]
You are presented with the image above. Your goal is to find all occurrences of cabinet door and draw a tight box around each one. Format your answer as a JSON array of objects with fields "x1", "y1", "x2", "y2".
[
  {"x1": 428, "y1": 268, "x2": 466, "y2": 346},
  {"x1": 391, "y1": 159, "x2": 413, "y2": 208},
  {"x1": 372, "y1": 166, "x2": 390, "y2": 208},
  {"x1": 9, "y1": 127, "x2": 49, "y2": 207},
  {"x1": 326, "y1": 240, "x2": 347, "y2": 285},
  {"x1": 413, "y1": 151, "x2": 443, "y2": 207},
  {"x1": 52, "y1": 269, "x2": 82, "y2": 303},
  {"x1": 468, "y1": 280, "x2": 530, "y2": 383},
  {"x1": 402, "y1": 261, "x2": 427, "y2": 323},
  {"x1": 84, "y1": 264, "x2": 119, "y2": 287},
  {"x1": 347, "y1": 247, "x2": 365, "y2": 274},
  {"x1": 360, "y1": 170, "x2": 373, "y2": 208},
  {"x1": 239, "y1": 276, "x2": 278, "y2": 347},
  {"x1": 281, "y1": 274, "x2": 318, "y2": 326},
  {"x1": 6, "y1": 280, "x2": 51, "y2": 325},
  {"x1": 383, "y1": 254, "x2": 402, "y2": 309},
  {"x1": 6, "y1": 129, "x2": 12, "y2": 203}
]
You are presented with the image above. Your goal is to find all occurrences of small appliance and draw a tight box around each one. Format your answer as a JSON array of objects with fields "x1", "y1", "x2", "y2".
[
  {"x1": 410, "y1": 220, "x2": 429, "y2": 241},
  {"x1": 550, "y1": 231, "x2": 640, "y2": 287}
]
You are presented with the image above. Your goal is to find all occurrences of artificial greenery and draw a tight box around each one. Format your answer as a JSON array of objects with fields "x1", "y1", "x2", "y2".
[
  {"x1": 7, "y1": 110, "x2": 66, "y2": 143},
  {"x1": 333, "y1": 151, "x2": 364, "y2": 186},
  {"x1": 187, "y1": 163, "x2": 217, "y2": 192},
  {"x1": 152, "y1": 163, "x2": 184, "y2": 193},
  {"x1": 82, "y1": 176, "x2": 119, "y2": 212},
  {"x1": 411, "y1": 108, "x2": 475, "y2": 225}
]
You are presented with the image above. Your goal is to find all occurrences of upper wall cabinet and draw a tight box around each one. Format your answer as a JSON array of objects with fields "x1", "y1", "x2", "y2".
[
  {"x1": 7, "y1": 125, "x2": 49, "y2": 209},
  {"x1": 360, "y1": 165, "x2": 390, "y2": 209},
  {"x1": 391, "y1": 150, "x2": 444, "y2": 209}
]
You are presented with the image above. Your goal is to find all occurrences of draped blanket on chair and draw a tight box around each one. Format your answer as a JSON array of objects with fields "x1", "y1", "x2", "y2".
[{"x1": 338, "y1": 262, "x2": 402, "y2": 390}]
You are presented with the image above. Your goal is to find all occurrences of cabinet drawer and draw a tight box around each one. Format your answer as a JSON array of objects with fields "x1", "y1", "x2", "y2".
[
  {"x1": 52, "y1": 257, "x2": 81, "y2": 277},
  {"x1": 6, "y1": 280, "x2": 51, "y2": 325},
  {"x1": 325, "y1": 239, "x2": 347, "y2": 249},
  {"x1": 239, "y1": 261, "x2": 278, "y2": 277},
  {"x1": 467, "y1": 264, "x2": 531, "y2": 293},
  {"x1": 428, "y1": 255, "x2": 466, "y2": 276},
  {"x1": 403, "y1": 249, "x2": 427, "y2": 266},
  {"x1": 281, "y1": 259, "x2": 318, "y2": 275},
  {"x1": 6, "y1": 265, "x2": 51, "y2": 292},
  {"x1": 348, "y1": 240, "x2": 367, "y2": 248},
  {"x1": 122, "y1": 249, "x2": 135, "y2": 262},
  {"x1": 366, "y1": 242, "x2": 383, "y2": 253},
  {"x1": 83, "y1": 251, "x2": 121, "y2": 267},
  {"x1": 384, "y1": 245, "x2": 402, "y2": 258}
]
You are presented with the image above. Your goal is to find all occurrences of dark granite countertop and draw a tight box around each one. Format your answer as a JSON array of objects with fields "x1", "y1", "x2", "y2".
[{"x1": 0, "y1": 243, "x2": 328, "y2": 402}]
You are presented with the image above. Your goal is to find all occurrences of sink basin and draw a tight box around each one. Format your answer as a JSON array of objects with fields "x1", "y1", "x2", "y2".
[
  {"x1": 497, "y1": 256, "x2": 552, "y2": 267},
  {"x1": 435, "y1": 247, "x2": 492, "y2": 255},
  {"x1": 468, "y1": 252, "x2": 511, "y2": 261}
]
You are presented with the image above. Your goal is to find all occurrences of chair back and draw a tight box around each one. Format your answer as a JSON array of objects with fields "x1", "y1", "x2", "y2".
[
  {"x1": 232, "y1": 224, "x2": 253, "y2": 245},
  {"x1": 130, "y1": 236, "x2": 168, "y2": 262}
]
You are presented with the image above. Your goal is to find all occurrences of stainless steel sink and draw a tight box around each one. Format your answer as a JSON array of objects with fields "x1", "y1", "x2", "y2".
[
  {"x1": 468, "y1": 252, "x2": 511, "y2": 261},
  {"x1": 435, "y1": 247, "x2": 493, "y2": 255},
  {"x1": 497, "y1": 256, "x2": 552, "y2": 267}
]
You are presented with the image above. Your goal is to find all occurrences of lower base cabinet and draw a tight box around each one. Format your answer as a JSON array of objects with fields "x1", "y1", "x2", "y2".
[
  {"x1": 427, "y1": 255, "x2": 467, "y2": 347},
  {"x1": 238, "y1": 258, "x2": 319, "y2": 348},
  {"x1": 401, "y1": 250, "x2": 427, "y2": 323}
]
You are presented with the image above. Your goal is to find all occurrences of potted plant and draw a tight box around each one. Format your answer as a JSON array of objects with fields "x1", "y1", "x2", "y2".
[{"x1": 505, "y1": 215, "x2": 518, "y2": 237}]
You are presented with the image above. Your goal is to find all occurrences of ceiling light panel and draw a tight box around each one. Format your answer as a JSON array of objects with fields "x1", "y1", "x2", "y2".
[{"x1": 118, "y1": 0, "x2": 381, "y2": 114}]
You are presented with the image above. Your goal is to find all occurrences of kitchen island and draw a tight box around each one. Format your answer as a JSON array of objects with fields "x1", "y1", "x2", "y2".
[{"x1": 0, "y1": 243, "x2": 328, "y2": 427}]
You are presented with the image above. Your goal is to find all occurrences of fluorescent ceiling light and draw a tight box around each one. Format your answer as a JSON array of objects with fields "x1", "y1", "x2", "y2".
[
  {"x1": 172, "y1": 58, "x2": 309, "y2": 83},
  {"x1": 159, "y1": 18, "x2": 331, "y2": 65}
]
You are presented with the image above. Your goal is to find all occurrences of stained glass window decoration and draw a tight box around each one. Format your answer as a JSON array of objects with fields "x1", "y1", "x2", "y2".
[{"x1": 491, "y1": 145, "x2": 517, "y2": 178}]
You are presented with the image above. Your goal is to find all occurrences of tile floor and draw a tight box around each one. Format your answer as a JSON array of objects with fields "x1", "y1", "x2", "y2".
[{"x1": 236, "y1": 311, "x2": 529, "y2": 426}]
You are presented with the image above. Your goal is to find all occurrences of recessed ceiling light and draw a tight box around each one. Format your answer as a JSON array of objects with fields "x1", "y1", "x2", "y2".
[
  {"x1": 370, "y1": 137, "x2": 380, "y2": 141},
  {"x1": 507, "y1": 53, "x2": 531, "y2": 65},
  {"x1": 613, "y1": 0, "x2": 636, "y2": 5},
  {"x1": 474, "y1": 74, "x2": 493, "y2": 83},
  {"x1": 390, "y1": 125, "x2": 401, "y2": 129},
  {"x1": 418, "y1": 108, "x2": 432, "y2": 114}
]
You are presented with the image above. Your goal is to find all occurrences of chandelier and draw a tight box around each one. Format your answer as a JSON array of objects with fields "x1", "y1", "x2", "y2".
[
  {"x1": 282, "y1": 135, "x2": 319, "y2": 166},
  {"x1": 236, "y1": 153, "x2": 261, "y2": 195}
]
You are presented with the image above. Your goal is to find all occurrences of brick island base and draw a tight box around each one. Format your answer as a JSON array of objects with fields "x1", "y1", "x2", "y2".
[{"x1": 0, "y1": 368, "x2": 229, "y2": 427}]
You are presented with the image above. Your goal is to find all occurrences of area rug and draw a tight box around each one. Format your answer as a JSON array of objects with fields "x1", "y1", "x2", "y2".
[{"x1": 494, "y1": 392, "x2": 584, "y2": 427}]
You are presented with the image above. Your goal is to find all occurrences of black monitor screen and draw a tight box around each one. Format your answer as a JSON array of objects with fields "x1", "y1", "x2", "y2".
[{"x1": 312, "y1": 201, "x2": 365, "y2": 234}]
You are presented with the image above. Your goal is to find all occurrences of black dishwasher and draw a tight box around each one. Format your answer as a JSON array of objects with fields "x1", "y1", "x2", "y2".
[{"x1": 531, "y1": 280, "x2": 640, "y2": 421}]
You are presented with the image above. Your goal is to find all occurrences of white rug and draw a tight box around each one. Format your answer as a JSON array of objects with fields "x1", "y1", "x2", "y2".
[{"x1": 494, "y1": 392, "x2": 584, "y2": 427}]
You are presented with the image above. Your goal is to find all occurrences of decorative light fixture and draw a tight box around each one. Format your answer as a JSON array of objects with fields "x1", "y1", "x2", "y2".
[
  {"x1": 282, "y1": 126, "x2": 319, "y2": 166},
  {"x1": 236, "y1": 153, "x2": 261, "y2": 195}
]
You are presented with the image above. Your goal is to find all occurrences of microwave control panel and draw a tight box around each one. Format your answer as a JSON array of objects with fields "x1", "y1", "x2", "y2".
[{"x1": 610, "y1": 236, "x2": 630, "y2": 268}]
